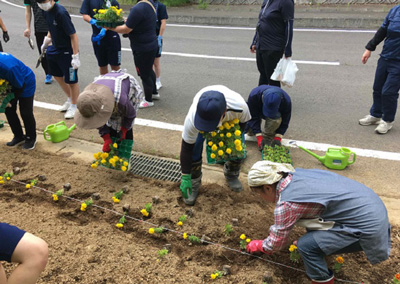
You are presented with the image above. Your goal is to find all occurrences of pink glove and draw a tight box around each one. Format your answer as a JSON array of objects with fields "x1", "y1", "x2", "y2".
[
  {"x1": 119, "y1": 127, "x2": 128, "y2": 141},
  {"x1": 102, "y1": 134, "x2": 112, "y2": 153},
  {"x1": 246, "y1": 240, "x2": 268, "y2": 254}
]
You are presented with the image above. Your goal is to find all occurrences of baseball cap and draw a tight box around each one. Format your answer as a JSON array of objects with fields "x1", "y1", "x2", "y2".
[
  {"x1": 262, "y1": 90, "x2": 282, "y2": 119},
  {"x1": 74, "y1": 83, "x2": 115, "y2": 129},
  {"x1": 194, "y1": 91, "x2": 226, "y2": 132}
]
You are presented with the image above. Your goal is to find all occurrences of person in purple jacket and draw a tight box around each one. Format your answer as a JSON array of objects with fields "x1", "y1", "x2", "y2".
[{"x1": 74, "y1": 71, "x2": 143, "y2": 152}]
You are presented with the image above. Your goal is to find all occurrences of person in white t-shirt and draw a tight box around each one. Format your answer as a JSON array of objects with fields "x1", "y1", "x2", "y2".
[{"x1": 179, "y1": 85, "x2": 252, "y2": 205}]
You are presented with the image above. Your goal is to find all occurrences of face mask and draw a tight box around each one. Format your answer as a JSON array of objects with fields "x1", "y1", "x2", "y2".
[{"x1": 38, "y1": 1, "x2": 52, "y2": 11}]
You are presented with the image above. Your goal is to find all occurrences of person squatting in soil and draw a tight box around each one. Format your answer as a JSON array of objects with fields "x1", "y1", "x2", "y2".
[
  {"x1": 246, "y1": 85, "x2": 291, "y2": 150},
  {"x1": 246, "y1": 161, "x2": 391, "y2": 284},
  {"x1": 108, "y1": 0, "x2": 159, "y2": 109},
  {"x1": 80, "y1": 0, "x2": 122, "y2": 75},
  {"x1": 74, "y1": 70, "x2": 143, "y2": 153},
  {"x1": 37, "y1": 0, "x2": 80, "y2": 120},
  {"x1": 180, "y1": 85, "x2": 252, "y2": 206},
  {"x1": 23, "y1": 0, "x2": 58, "y2": 84},
  {"x1": 153, "y1": 0, "x2": 168, "y2": 91},
  {"x1": 1, "y1": 52, "x2": 38, "y2": 150},
  {"x1": 359, "y1": 4, "x2": 400, "y2": 135},
  {"x1": 251, "y1": 0, "x2": 294, "y2": 87},
  {"x1": 0, "y1": 12, "x2": 10, "y2": 52},
  {"x1": 0, "y1": 223, "x2": 48, "y2": 284}
]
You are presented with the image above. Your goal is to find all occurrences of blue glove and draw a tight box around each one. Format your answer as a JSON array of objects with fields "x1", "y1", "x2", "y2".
[
  {"x1": 89, "y1": 18, "x2": 97, "y2": 25},
  {"x1": 157, "y1": 35, "x2": 163, "y2": 56},
  {"x1": 92, "y1": 28, "x2": 106, "y2": 45}
]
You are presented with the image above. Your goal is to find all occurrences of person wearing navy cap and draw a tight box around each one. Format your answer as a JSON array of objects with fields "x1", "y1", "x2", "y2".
[
  {"x1": 180, "y1": 85, "x2": 252, "y2": 205},
  {"x1": 246, "y1": 85, "x2": 291, "y2": 150}
]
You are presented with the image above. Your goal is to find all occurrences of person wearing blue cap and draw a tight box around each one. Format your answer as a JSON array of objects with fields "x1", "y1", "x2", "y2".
[
  {"x1": 179, "y1": 85, "x2": 252, "y2": 206},
  {"x1": 246, "y1": 85, "x2": 291, "y2": 150}
]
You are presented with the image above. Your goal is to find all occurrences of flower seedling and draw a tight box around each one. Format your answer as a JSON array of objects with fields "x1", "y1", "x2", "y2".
[
  {"x1": 112, "y1": 189, "x2": 124, "y2": 203},
  {"x1": 140, "y1": 203, "x2": 152, "y2": 217},
  {"x1": 224, "y1": 224, "x2": 233, "y2": 236},
  {"x1": 30, "y1": 179, "x2": 38, "y2": 186},
  {"x1": 157, "y1": 249, "x2": 169, "y2": 260},
  {"x1": 392, "y1": 273, "x2": 400, "y2": 284},
  {"x1": 116, "y1": 214, "x2": 126, "y2": 229},
  {"x1": 177, "y1": 215, "x2": 187, "y2": 226},
  {"x1": 210, "y1": 270, "x2": 224, "y2": 280},
  {"x1": 188, "y1": 234, "x2": 201, "y2": 244},
  {"x1": 52, "y1": 189, "x2": 64, "y2": 202},
  {"x1": 80, "y1": 199, "x2": 93, "y2": 212},
  {"x1": 333, "y1": 256, "x2": 344, "y2": 273},
  {"x1": 183, "y1": 233, "x2": 188, "y2": 239},
  {"x1": 2, "y1": 172, "x2": 13, "y2": 182},
  {"x1": 262, "y1": 145, "x2": 292, "y2": 164},
  {"x1": 92, "y1": 151, "x2": 129, "y2": 172},
  {"x1": 289, "y1": 243, "x2": 300, "y2": 263},
  {"x1": 239, "y1": 234, "x2": 251, "y2": 250},
  {"x1": 148, "y1": 227, "x2": 165, "y2": 234}
]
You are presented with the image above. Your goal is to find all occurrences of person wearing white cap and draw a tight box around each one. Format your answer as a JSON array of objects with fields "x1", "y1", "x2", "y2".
[
  {"x1": 179, "y1": 85, "x2": 251, "y2": 206},
  {"x1": 246, "y1": 161, "x2": 391, "y2": 284},
  {"x1": 74, "y1": 70, "x2": 142, "y2": 152}
]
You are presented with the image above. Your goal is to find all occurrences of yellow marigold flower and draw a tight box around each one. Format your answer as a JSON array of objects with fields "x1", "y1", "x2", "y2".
[
  {"x1": 211, "y1": 131, "x2": 217, "y2": 137},
  {"x1": 223, "y1": 122, "x2": 230, "y2": 128},
  {"x1": 211, "y1": 144, "x2": 218, "y2": 151},
  {"x1": 177, "y1": 221, "x2": 183, "y2": 226},
  {"x1": 336, "y1": 256, "x2": 344, "y2": 264},
  {"x1": 235, "y1": 130, "x2": 241, "y2": 136},
  {"x1": 218, "y1": 150, "x2": 224, "y2": 156},
  {"x1": 93, "y1": 153, "x2": 99, "y2": 160},
  {"x1": 141, "y1": 209, "x2": 149, "y2": 217},
  {"x1": 233, "y1": 118, "x2": 239, "y2": 124},
  {"x1": 218, "y1": 125, "x2": 224, "y2": 131},
  {"x1": 121, "y1": 166, "x2": 127, "y2": 172},
  {"x1": 236, "y1": 145, "x2": 243, "y2": 152},
  {"x1": 240, "y1": 234, "x2": 246, "y2": 240},
  {"x1": 52, "y1": 194, "x2": 58, "y2": 201},
  {"x1": 289, "y1": 245, "x2": 296, "y2": 252},
  {"x1": 123, "y1": 161, "x2": 128, "y2": 167},
  {"x1": 93, "y1": 8, "x2": 97, "y2": 12},
  {"x1": 207, "y1": 141, "x2": 213, "y2": 147},
  {"x1": 211, "y1": 274, "x2": 217, "y2": 280},
  {"x1": 91, "y1": 163, "x2": 97, "y2": 169},
  {"x1": 226, "y1": 148, "x2": 232, "y2": 154},
  {"x1": 246, "y1": 238, "x2": 251, "y2": 243},
  {"x1": 101, "y1": 159, "x2": 106, "y2": 164},
  {"x1": 220, "y1": 133, "x2": 224, "y2": 137},
  {"x1": 119, "y1": 159, "x2": 123, "y2": 163},
  {"x1": 230, "y1": 124, "x2": 235, "y2": 127},
  {"x1": 116, "y1": 223, "x2": 124, "y2": 228},
  {"x1": 234, "y1": 139, "x2": 241, "y2": 146},
  {"x1": 218, "y1": 141, "x2": 224, "y2": 147},
  {"x1": 210, "y1": 153, "x2": 216, "y2": 159},
  {"x1": 225, "y1": 124, "x2": 231, "y2": 130},
  {"x1": 7, "y1": 177, "x2": 10, "y2": 181},
  {"x1": 26, "y1": 184, "x2": 31, "y2": 189},
  {"x1": 149, "y1": 228, "x2": 155, "y2": 234},
  {"x1": 80, "y1": 207, "x2": 86, "y2": 212},
  {"x1": 81, "y1": 203, "x2": 87, "y2": 209},
  {"x1": 226, "y1": 132, "x2": 232, "y2": 138},
  {"x1": 113, "y1": 198, "x2": 120, "y2": 203},
  {"x1": 109, "y1": 158, "x2": 115, "y2": 164},
  {"x1": 101, "y1": 152, "x2": 109, "y2": 159},
  {"x1": 0, "y1": 176, "x2": 3, "y2": 180},
  {"x1": 183, "y1": 233, "x2": 188, "y2": 239},
  {"x1": 113, "y1": 155, "x2": 119, "y2": 160},
  {"x1": 0, "y1": 180, "x2": 4, "y2": 185}
]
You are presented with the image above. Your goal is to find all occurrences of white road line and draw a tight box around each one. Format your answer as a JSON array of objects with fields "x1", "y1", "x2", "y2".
[
  {"x1": 33, "y1": 100, "x2": 400, "y2": 161},
  {"x1": 121, "y1": 48, "x2": 340, "y2": 65}
]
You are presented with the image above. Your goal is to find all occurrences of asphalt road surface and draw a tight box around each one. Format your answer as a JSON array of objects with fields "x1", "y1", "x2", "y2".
[{"x1": 1, "y1": 1, "x2": 399, "y2": 154}]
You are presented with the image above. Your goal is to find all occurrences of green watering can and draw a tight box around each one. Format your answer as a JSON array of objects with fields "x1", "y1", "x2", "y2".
[
  {"x1": 299, "y1": 146, "x2": 356, "y2": 170},
  {"x1": 43, "y1": 121, "x2": 76, "y2": 143}
]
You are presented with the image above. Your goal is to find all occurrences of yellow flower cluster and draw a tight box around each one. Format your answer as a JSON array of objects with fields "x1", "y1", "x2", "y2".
[
  {"x1": 112, "y1": 196, "x2": 120, "y2": 203},
  {"x1": 92, "y1": 150, "x2": 129, "y2": 171},
  {"x1": 81, "y1": 203, "x2": 87, "y2": 211},
  {"x1": 141, "y1": 209, "x2": 149, "y2": 217},
  {"x1": 289, "y1": 244, "x2": 297, "y2": 252},
  {"x1": 52, "y1": 194, "x2": 58, "y2": 201},
  {"x1": 240, "y1": 234, "x2": 246, "y2": 240},
  {"x1": 183, "y1": 232, "x2": 188, "y2": 239},
  {"x1": 116, "y1": 223, "x2": 124, "y2": 228},
  {"x1": 0, "y1": 176, "x2": 3, "y2": 185},
  {"x1": 177, "y1": 221, "x2": 183, "y2": 226}
]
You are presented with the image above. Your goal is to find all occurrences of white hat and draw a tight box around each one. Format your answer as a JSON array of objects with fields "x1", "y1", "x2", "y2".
[{"x1": 248, "y1": 161, "x2": 295, "y2": 187}]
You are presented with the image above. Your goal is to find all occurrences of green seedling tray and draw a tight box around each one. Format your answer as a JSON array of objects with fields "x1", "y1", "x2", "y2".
[
  {"x1": 96, "y1": 20, "x2": 124, "y2": 28},
  {"x1": 0, "y1": 120, "x2": 4, "y2": 128},
  {"x1": 0, "y1": 93, "x2": 15, "y2": 113},
  {"x1": 262, "y1": 145, "x2": 293, "y2": 165},
  {"x1": 111, "y1": 138, "x2": 133, "y2": 161},
  {"x1": 206, "y1": 145, "x2": 246, "y2": 165}
]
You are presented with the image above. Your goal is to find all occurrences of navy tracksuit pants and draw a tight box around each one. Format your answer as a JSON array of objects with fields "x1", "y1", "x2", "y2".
[{"x1": 370, "y1": 57, "x2": 400, "y2": 122}]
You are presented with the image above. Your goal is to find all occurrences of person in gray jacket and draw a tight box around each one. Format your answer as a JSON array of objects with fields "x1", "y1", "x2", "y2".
[{"x1": 246, "y1": 161, "x2": 391, "y2": 284}]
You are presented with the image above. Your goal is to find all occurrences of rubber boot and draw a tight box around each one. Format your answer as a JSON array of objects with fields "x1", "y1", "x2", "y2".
[
  {"x1": 183, "y1": 160, "x2": 202, "y2": 206},
  {"x1": 311, "y1": 275, "x2": 335, "y2": 284},
  {"x1": 224, "y1": 160, "x2": 243, "y2": 192}
]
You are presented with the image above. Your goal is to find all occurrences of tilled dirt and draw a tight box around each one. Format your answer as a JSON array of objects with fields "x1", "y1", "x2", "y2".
[{"x1": 0, "y1": 146, "x2": 399, "y2": 284}]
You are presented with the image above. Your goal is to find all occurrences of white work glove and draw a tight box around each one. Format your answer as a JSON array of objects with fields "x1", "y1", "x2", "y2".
[
  {"x1": 41, "y1": 36, "x2": 52, "y2": 53},
  {"x1": 71, "y1": 53, "x2": 80, "y2": 70}
]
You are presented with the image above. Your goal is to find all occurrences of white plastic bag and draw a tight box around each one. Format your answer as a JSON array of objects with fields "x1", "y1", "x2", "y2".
[
  {"x1": 270, "y1": 58, "x2": 298, "y2": 87},
  {"x1": 282, "y1": 58, "x2": 298, "y2": 87}
]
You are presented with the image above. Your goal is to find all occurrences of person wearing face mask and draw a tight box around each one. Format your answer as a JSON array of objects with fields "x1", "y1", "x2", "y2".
[
  {"x1": 37, "y1": 0, "x2": 80, "y2": 119},
  {"x1": 246, "y1": 85, "x2": 292, "y2": 150}
]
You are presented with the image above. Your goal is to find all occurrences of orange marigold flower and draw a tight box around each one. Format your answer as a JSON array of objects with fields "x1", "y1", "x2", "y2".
[
  {"x1": 395, "y1": 273, "x2": 400, "y2": 280},
  {"x1": 336, "y1": 256, "x2": 344, "y2": 264}
]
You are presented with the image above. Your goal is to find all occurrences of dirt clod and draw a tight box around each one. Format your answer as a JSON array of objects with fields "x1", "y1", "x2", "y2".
[
  {"x1": 152, "y1": 196, "x2": 160, "y2": 204},
  {"x1": 232, "y1": 218, "x2": 239, "y2": 226},
  {"x1": 63, "y1": 183, "x2": 71, "y2": 191},
  {"x1": 122, "y1": 204, "x2": 130, "y2": 213},
  {"x1": 38, "y1": 174, "x2": 47, "y2": 181},
  {"x1": 222, "y1": 265, "x2": 231, "y2": 275},
  {"x1": 263, "y1": 271, "x2": 274, "y2": 283},
  {"x1": 13, "y1": 167, "x2": 20, "y2": 175},
  {"x1": 122, "y1": 185, "x2": 129, "y2": 194},
  {"x1": 91, "y1": 193, "x2": 101, "y2": 200}
]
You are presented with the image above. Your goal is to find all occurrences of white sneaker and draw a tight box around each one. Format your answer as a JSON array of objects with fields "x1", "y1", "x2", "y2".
[
  {"x1": 64, "y1": 107, "x2": 76, "y2": 119},
  {"x1": 139, "y1": 100, "x2": 154, "y2": 109},
  {"x1": 152, "y1": 93, "x2": 160, "y2": 100},
  {"x1": 60, "y1": 100, "x2": 71, "y2": 112},
  {"x1": 156, "y1": 81, "x2": 162, "y2": 91},
  {"x1": 359, "y1": 115, "x2": 381, "y2": 126},
  {"x1": 375, "y1": 120, "x2": 393, "y2": 134}
]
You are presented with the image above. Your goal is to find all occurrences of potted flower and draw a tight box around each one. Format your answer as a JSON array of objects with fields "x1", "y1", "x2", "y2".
[
  {"x1": 0, "y1": 79, "x2": 14, "y2": 113},
  {"x1": 93, "y1": 6, "x2": 124, "y2": 28}
]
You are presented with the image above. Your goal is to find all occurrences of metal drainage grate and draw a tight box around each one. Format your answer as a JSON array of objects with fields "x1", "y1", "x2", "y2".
[{"x1": 129, "y1": 153, "x2": 181, "y2": 183}]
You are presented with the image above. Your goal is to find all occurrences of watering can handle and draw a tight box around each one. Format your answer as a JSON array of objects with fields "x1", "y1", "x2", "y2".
[
  {"x1": 55, "y1": 121, "x2": 66, "y2": 126},
  {"x1": 348, "y1": 152, "x2": 356, "y2": 165},
  {"x1": 43, "y1": 128, "x2": 51, "y2": 141}
]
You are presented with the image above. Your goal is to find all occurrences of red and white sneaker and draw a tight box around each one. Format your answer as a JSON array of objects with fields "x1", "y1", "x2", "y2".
[{"x1": 139, "y1": 100, "x2": 154, "y2": 109}]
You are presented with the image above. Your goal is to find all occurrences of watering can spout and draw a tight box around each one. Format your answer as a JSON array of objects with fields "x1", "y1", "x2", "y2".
[
  {"x1": 68, "y1": 124, "x2": 76, "y2": 134},
  {"x1": 298, "y1": 146, "x2": 325, "y2": 163}
]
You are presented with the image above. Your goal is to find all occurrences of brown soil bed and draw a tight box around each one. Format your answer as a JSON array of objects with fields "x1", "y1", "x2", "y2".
[{"x1": 0, "y1": 147, "x2": 399, "y2": 284}]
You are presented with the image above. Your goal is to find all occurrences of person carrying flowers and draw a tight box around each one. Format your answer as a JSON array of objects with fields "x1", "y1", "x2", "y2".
[
  {"x1": 80, "y1": 0, "x2": 122, "y2": 75},
  {"x1": 74, "y1": 70, "x2": 142, "y2": 153},
  {"x1": 180, "y1": 85, "x2": 251, "y2": 205},
  {"x1": 246, "y1": 85, "x2": 291, "y2": 151},
  {"x1": 0, "y1": 52, "x2": 37, "y2": 150},
  {"x1": 246, "y1": 160, "x2": 391, "y2": 284}
]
